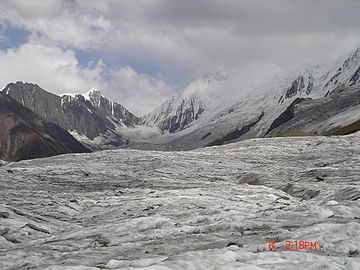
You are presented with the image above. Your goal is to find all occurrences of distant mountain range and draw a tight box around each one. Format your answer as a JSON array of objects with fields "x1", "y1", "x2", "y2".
[
  {"x1": 0, "y1": 92, "x2": 90, "y2": 161},
  {"x1": 138, "y1": 47, "x2": 360, "y2": 149},
  {"x1": 1, "y1": 47, "x2": 360, "y2": 161},
  {"x1": 3, "y1": 82, "x2": 139, "y2": 150}
]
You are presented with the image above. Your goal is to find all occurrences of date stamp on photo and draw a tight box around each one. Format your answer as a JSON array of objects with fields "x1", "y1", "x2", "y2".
[{"x1": 268, "y1": 240, "x2": 318, "y2": 250}]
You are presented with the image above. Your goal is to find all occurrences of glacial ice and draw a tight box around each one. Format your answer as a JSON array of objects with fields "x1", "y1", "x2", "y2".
[{"x1": 0, "y1": 133, "x2": 359, "y2": 269}]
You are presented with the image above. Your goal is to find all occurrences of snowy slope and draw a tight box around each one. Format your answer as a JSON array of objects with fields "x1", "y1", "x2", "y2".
[
  {"x1": 134, "y1": 47, "x2": 360, "y2": 150},
  {"x1": 142, "y1": 71, "x2": 228, "y2": 134},
  {"x1": 321, "y1": 48, "x2": 360, "y2": 96}
]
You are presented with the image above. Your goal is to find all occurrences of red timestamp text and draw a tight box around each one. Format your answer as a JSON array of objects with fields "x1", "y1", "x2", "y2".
[{"x1": 268, "y1": 240, "x2": 318, "y2": 250}]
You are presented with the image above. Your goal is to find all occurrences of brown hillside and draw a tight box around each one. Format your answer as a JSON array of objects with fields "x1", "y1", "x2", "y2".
[
  {"x1": 278, "y1": 129, "x2": 315, "y2": 137},
  {"x1": 329, "y1": 119, "x2": 360, "y2": 135}
]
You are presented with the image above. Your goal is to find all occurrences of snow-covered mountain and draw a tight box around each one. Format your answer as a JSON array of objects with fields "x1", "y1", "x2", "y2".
[
  {"x1": 83, "y1": 89, "x2": 139, "y2": 128},
  {"x1": 321, "y1": 48, "x2": 360, "y2": 95},
  {"x1": 2, "y1": 82, "x2": 139, "y2": 149},
  {"x1": 141, "y1": 71, "x2": 227, "y2": 133},
  {"x1": 134, "y1": 47, "x2": 360, "y2": 150},
  {"x1": 278, "y1": 47, "x2": 360, "y2": 102},
  {"x1": 2, "y1": 47, "x2": 360, "y2": 152}
]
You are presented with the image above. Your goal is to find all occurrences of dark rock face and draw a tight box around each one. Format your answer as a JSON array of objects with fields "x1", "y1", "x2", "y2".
[
  {"x1": 161, "y1": 100, "x2": 205, "y2": 133},
  {"x1": 266, "y1": 85, "x2": 360, "y2": 137},
  {"x1": 285, "y1": 76, "x2": 305, "y2": 99},
  {"x1": 86, "y1": 90, "x2": 139, "y2": 127},
  {"x1": 306, "y1": 79, "x2": 314, "y2": 95},
  {"x1": 266, "y1": 98, "x2": 309, "y2": 135},
  {"x1": 278, "y1": 75, "x2": 314, "y2": 104},
  {"x1": 324, "y1": 72, "x2": 341, "y2": 90},
  {"x1": 349, "y1": 66, "x2": 360, "y2": 86},
  {"x1": 3, "y1": 82, "x2": 139, "y2": 141},
  {"x1": 58, "y1": 94, "x2": 112, "y2": 140},
  {"x1": 284, "y1": 76, "x2": 314, "y2": 100},
  {"x1": 0, "y1": 92, "x2": 90, "y2": 162},
  {"x1": 206, "y1": 112, "x2": 265, "y2": 147},
  {"x1": 323, "y1": 48, "x2": 360, "y2": 92}
]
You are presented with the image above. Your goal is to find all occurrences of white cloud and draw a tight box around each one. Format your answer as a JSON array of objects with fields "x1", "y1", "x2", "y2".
[
  {"x1": 2, "y1": 0, "x2": 358, "y2": 73},
  {"x1": 0, "y1": 0, "x2": 110, "y2": 49},
  {"x1": 0, "y1": 41, "x2": 175, "y2": 116},
  {"x1": 106, "y1": 66, "x2": 177, "y2": 116},
  {"x1": 0, "y1": 0, "x2": 360, "y2": 115},
  {"x1": 0, "y1": 42, "x2": 101, "y2": 92},
  {"x1": 1, "y1": 0, "x2": 63, "y2": 18}
]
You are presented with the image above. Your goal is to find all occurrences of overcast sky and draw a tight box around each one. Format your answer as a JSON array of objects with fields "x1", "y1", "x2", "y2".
[{"x1": 0, "y1": 0, "x2": 359, "y2": 116}]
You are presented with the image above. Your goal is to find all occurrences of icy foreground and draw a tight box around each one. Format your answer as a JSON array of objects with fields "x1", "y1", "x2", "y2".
[{"x1": 0, "y1": 134, "x2": 360, "y2": 270}]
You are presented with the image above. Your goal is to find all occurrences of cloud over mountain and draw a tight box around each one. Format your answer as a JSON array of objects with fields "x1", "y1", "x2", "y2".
[{"x1": 0, "y1": 0, "x2": 359, "y2": 115}]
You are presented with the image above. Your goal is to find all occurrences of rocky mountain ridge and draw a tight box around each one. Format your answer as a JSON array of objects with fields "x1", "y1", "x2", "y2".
[
  {"x1": 266, "y1": 84, "x2": 360, "y2": 137},
  {"x1": 0, "y1": 92, "x2": 90, "y2": 161},
  {"x1": 141, "y1": 71, "x2": 227, "y2": 133},
  {"x1": 3, "y1": 82, "x2": 139, "y2": 149},
  {"x1": 133, "y1": 47, "x2": 360, "y2": 150},
  {"x1": 2, "y1": 47, "x2": 360, "y2": 152}
]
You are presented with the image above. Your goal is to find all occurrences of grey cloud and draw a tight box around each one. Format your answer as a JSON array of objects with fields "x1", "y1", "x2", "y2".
[
  {"x1": 129, "y1": 0, "x2": 360, "y2": 35},
  {"x1": 0, "y1": 0, "x2": 359, "y2": 114}
]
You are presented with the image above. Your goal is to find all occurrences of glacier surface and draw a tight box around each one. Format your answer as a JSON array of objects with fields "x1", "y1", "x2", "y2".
[{"x1": 0, "y1": 133, "x2": 359, "y2": 269}]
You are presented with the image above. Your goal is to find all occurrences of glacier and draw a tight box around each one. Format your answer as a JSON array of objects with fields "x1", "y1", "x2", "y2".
[{"x1": 0, "y1": 132, "x2": 359, "y2": 269}]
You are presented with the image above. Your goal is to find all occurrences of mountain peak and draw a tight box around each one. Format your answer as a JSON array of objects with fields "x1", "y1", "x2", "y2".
[
  {"x1": 6, "y1": 81, "x2": 36, "y2": 87},
  {"x1": 0, "y1": 91, "x2": 90, "y2": 161},
  {"x1": 3, "y1": 81, "x2": 39, "y2": 89},
  {"x1": 2, "y1": 81, "x2": 48, "y2": 97},
  {"x1": 83, "y1": 88, "x2": 103, "y2": 100}
]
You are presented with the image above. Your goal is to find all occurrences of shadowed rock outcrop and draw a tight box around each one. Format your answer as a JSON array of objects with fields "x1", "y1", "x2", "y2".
[
  {"x1": 206, "y1": 112, "x2": 265, "y2": 147},
  {"x1": 266, "y1": 85, "x2": 360, "y2": 137},
  {"x1": 0, "y1": 92, "x2": 90, "y2": 161},
  {"x1": 266, "y1": 98, "x2": 309, "y2": 135}
]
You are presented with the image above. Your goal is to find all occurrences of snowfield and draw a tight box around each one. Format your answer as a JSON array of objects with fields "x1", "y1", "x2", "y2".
[{"x1": 0, "y1": 133, "x2": 359, "y2": 270}]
